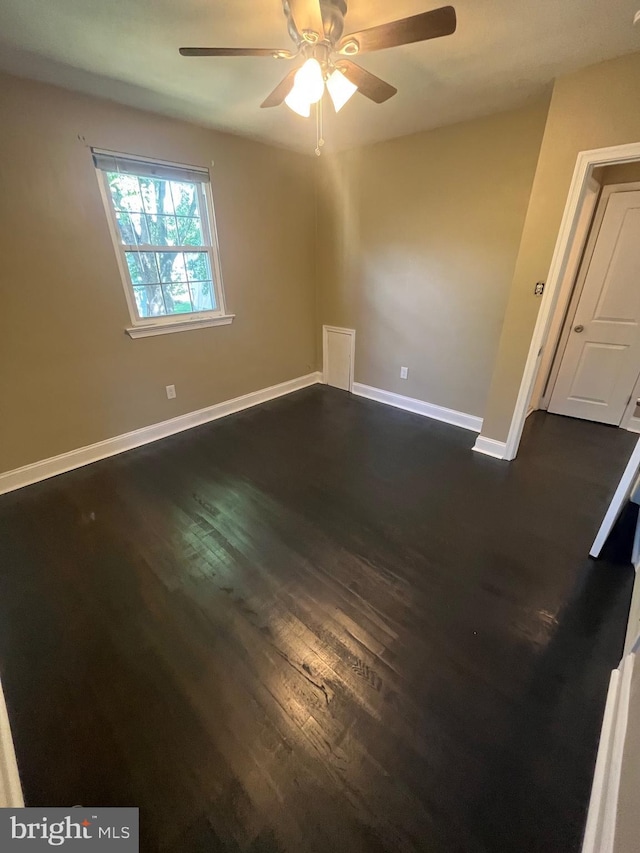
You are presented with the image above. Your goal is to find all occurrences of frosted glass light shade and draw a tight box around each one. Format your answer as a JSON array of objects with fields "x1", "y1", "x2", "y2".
[
  {"x1": 326, "y1": 69, "x2": 358, "y2": 112},
  {"x1": 284, "y1": 89, "x2": 312, "y2": 117},
  {"x1": 285, "y1": 58, "x2": 325, "y2": 117}
]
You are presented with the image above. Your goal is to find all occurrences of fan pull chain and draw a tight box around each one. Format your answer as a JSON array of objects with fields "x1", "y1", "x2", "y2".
[{"x1": 315, "y1": 97, "x2": 324, "y2": 157}]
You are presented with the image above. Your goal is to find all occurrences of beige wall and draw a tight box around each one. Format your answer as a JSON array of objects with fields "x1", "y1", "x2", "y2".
[
  {"x1": 481, "y1": 51, "x2": 640, "y2": 442},
  {"x1": 316, "y1": 99, "x2": 548, "y2": 418},
  {"x1": 7, "y1": 49, "x2": 640, "y2": 474},
  {"x1": 0, "y1": 73, "x2": 317, "y2": 473}
]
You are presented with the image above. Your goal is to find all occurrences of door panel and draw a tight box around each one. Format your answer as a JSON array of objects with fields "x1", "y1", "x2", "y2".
[
  {"x1": 325, "y1": 329, "x2": 352, "y2": 391},
  {"x1": 549, "y1": 191, "x2": 640, "y2": 425},
  {"x1": 593, "y1": 207, "x2": 640, "y2": 323},
  {"x1": 568, "y1": 342, "x2": 627, "y2": 406}
]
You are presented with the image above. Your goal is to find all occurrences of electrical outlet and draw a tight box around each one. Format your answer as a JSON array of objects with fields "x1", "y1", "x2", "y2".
[
  {"x1": 166, "y1": 384, "x2": 176, "y2": 400},
  {"x1": 400, "y1": 366, "x2": 408, "y2": 380}
]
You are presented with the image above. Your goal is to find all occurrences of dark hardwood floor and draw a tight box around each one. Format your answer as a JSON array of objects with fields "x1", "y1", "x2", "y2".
[{"x1": 0, "y1": 386, "x2": 636, "y2": 853}]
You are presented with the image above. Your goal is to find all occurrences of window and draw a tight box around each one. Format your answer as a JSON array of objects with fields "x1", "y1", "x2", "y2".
[{"x1": 94, "y1": 150, "x2": 232, "y2": 337}]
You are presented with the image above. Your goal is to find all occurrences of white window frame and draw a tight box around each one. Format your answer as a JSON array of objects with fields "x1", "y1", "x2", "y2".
[{"x1": 94, "y1": 149, "x2": 234, "y2": 338}]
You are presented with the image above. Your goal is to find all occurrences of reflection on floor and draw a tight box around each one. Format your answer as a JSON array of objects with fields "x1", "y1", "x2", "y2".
[{"x1": 0, "y1": 388, "x2": 636, "y2": 852}]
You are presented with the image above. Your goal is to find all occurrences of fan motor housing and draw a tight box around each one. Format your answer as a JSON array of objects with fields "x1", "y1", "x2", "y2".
[{"x1": 283, "y1": 0, "x2": 347, "y2": 46}]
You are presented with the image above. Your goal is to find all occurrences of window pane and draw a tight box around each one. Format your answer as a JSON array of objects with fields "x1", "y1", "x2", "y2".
[
  {"x1": 139, "y1": 177, "x2": 175, "y2": 215},
  {"x1": 101, "y1": 162, "x2": 221, "y2": 323},
  {"x1": 156, "y1": 252, "x2": 187, "y2": 284},
  {"x1": 169, "y1": 181, "x2": 199, "y2": 217},
  {"x1": 162, "y1": 282, "x2": 192, "y2": 314},
  {"x1": 177, "y1": 217, "x2": 204, "y2": 246},
  {"x1": 116, "y1": 212, "x2": 150, "y2": 245},
  {"x1": 189, "y1": 280, "x2": 216, "y2": 312},
  {"x1": 184, "y1": 252, "x2": 212, "y2": 283},
  {"x1": 133, "y1": 285, "x2": 166, "y2": 317},
  {"x1": 107, "y1": 173, "x2": 143, "y2": 212},
  {"x1": 126, "y1": 252, "x2": 159, "y2": 284},
  {"x1": 147, "y1": 215, "x2": 178, "y2": 246}
]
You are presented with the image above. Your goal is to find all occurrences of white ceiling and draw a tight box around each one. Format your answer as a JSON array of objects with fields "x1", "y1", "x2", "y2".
[{"x1": 0, "y1": 0, "x2": 639, "y2": 153}]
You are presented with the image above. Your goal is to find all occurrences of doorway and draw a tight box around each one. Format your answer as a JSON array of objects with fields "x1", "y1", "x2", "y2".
[
  {"x1": 493, "y1": 143, "x2": 640, "y2": 462},
  {"x1": 544, "y1": 181, "x2": 640, "y2": 427}
]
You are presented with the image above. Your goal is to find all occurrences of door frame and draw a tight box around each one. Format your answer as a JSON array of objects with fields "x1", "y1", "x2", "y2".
[
  {"x1": 541, "y1": 181, "x2": 640, "y2": 416},
  {"x1": 322, "y1": 325, "x2": 356, "y2": 392},
  {"x1": 533, "y1": 176, "x2": 601, "y2": 410},
  {"x1": 501, "y1": 142, "x2": 640, "y2": 461}
]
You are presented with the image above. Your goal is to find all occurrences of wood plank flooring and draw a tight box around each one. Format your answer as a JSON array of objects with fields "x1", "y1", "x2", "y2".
[{"x1": 0, "y1": 386, "x2": 636, "y2": 852}]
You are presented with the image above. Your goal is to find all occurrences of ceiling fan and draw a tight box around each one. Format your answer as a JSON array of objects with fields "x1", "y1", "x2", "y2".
[{"x1": 179, "y1": 1, "x2": 456, "y2": 122}]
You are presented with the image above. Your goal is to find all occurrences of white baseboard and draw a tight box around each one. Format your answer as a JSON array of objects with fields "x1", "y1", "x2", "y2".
[
  {"x1": 626, "y1": 416, "x2": 640, "y2": 435},
  {"x1": 352, "y1": 383, "x2": 483, "y2": 433},
  {"x1": 472, "y1": 435, "x2": 508, "y2": 460},
  {"x1": 0, "y1": 677, "x2": 23, "y2": 808},
  {"x1": 0, "y1": 372, "x2": 322, "y2": 496}
]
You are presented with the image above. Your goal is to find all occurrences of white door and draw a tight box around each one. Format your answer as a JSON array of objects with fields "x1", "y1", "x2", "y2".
[
  {"x1": 324, "y1": 327, "x2": 354, "y2": 391},
  {"x1": 549, "y1": 190, "x2": 640, "y2": 425}
]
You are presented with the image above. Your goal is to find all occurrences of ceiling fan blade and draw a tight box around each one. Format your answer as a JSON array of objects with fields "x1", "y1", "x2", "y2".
[
  {"x1": 179, "y1": 47, "x2": 284, "y2": 57},
  {"x1": 287, "y1": 0, "x2": 324, "y2": 38},
  {"x1": 260, "y1": 68, "x2": 299, "y2": 108},
  {"x1": 337, "y1": 60, "x2": 397, "y2": 104},
  {"x1": 338, "y1": 6, "x2": 456, "y2": 54}
]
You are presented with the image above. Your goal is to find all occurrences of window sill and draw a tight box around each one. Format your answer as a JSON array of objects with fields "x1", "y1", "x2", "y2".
[{"x1": 125, "y1": 314, "x2": 235, "y2": 339}]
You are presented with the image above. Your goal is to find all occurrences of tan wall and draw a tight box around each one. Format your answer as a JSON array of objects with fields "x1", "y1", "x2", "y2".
[
  {"x1": 317, "y1": 99, "x2": 548, "y2": 418},
  {"x1": 481, "y1": 51, "x2": 640, "y2": 442},
  {"x1": 0, "y1": 73, "x2": 317, "y2": 473}
]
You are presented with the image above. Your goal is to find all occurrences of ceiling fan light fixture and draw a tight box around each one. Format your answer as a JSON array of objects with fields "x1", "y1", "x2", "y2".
[
  {"x1": 180, "y1": 3, "x2": 458, "y2": 140},
  {"x1": 284, "y1": 57, "x2": 325, "y2": 117},
  {"x1": 327, "y1": 68, "x2": 358, "y2": 112}
]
